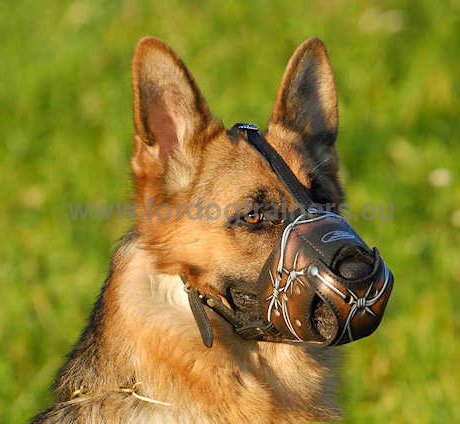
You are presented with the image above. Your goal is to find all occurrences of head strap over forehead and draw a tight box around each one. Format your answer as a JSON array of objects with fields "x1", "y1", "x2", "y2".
[{"x1": 233, "y1": 123, "x2": 314, "y2": 209}]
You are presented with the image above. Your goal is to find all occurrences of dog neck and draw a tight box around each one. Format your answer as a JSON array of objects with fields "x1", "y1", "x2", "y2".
[{"x1": 54, "y1": 231, "x2": 340, "y2": 421}]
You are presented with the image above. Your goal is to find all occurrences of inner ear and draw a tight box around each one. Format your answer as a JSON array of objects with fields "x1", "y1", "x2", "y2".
[
  {"x1": 132, "y1": 37, "x2": 213, "y2": 162},
  {"x1": 270, "y1": 37, "x2": 338, "y2": 143}
]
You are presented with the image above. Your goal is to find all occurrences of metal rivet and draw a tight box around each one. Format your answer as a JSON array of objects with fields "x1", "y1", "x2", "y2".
[
  {"x1": 309, "y1": 265, "x2": 319, "y2": 277},
  {"x1": 274, "y1": 310, "x2": 281, "y2": 317},
  {"x1": 207, "y1": 298, "x2": 216, "y2": 307},
  {"x1": 295, "y1": 319, "x2": 302, "y2": 327},
  {"x1": 307, "y1": 207, "x2": 318, "y2": 214}
]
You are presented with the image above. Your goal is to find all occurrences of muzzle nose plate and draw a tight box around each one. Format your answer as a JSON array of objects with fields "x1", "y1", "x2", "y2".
[{"x1": 259, "y1": 212, "x2": 394, "y2": 346}]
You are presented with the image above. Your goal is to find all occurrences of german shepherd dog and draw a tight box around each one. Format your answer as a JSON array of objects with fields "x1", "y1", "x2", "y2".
[{"x1": 33, "y1": 36, "x2": 348, "y2": 423}]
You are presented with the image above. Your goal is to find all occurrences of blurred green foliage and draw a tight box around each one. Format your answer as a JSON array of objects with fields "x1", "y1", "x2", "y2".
[{"x1": 1, "y1": 0, "x2": 459, "y2": 422}]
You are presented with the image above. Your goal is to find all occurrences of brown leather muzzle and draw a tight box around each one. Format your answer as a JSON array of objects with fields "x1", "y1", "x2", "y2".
[{"x1": 258, "y1": 211, "x2": 393, "y2": 346}]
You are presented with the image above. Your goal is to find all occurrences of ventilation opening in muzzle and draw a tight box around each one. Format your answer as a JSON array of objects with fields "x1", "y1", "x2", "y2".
[
  {"x1": 311, "y1": 295, "x2": 337, "y2": 341},
  {"x1": 333, "y1": 246, "x2": 374, "y2": 281}
]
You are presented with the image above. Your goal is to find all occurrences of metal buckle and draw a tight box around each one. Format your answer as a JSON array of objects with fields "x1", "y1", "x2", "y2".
[{"x1": 236, "y1": 123, "x2": 259, "y2": 131}]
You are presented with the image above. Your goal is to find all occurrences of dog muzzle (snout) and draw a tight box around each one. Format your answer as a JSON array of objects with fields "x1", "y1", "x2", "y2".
[
  {"x1": 255, "y1": 209, "x2": 393, "y2": 346},
  {"x1": 186, "y1": 123, "x2": 394, "y2": 348}
]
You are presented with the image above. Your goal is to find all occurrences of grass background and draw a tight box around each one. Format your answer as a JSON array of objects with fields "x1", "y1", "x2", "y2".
[{"x1": 1, "y1": 0, "x2": 459, "y2": 422}]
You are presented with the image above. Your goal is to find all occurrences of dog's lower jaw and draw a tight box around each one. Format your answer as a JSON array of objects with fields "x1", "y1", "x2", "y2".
[{"x1": 36, "y1": 233, "x2": 340, "y2": 423}]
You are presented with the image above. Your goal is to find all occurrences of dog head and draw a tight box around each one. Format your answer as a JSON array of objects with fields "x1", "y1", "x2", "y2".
[{"x1": 131, "y1": 37, "x2": 348, "y2": 339}]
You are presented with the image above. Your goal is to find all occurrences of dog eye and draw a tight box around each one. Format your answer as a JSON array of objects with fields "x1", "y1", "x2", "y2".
[{"x1": 242, "y1": 210, "x2": 264, "y2": 225}]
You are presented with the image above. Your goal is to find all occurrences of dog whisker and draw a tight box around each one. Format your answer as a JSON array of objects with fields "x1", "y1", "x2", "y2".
[{"x1": 309, "y1": 156, "x2": 333, "y2": 181}]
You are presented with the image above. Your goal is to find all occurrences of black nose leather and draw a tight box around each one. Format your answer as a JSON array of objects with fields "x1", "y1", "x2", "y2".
[{"x1": 338, "y1": 258, "x2": 373, "y2": 280}]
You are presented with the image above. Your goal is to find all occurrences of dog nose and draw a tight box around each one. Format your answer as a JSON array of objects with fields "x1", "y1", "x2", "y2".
[
  {"x1": 337, "y1": 258, "x2": 373, "y2": 280},
  {"x1": 334, "y1": 246, "x2": 374, "y2": 280}
]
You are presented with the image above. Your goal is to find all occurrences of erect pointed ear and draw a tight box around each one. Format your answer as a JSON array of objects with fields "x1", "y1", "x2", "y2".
[
  {"x1": 132, "y1": 37, "x2": 215, "y2": 172},
  {"x1": 270, "y1": 37, "x2": 338, "y2": 145}
]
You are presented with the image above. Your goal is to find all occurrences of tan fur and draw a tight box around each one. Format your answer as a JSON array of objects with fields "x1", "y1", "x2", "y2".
[{"x1": 33, "y1": 37, "x2": 344, "y2": 423}]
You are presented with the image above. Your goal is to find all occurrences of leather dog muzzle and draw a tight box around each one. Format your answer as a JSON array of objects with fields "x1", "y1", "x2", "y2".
[{"x1": 258, "y1": 210, "x2": 393, "y2": 346}]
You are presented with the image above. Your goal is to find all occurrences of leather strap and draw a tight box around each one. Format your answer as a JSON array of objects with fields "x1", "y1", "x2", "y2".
[
  {"x1": 234, "y1": 123, "x2": 314, "y2": 209},
  {"x1": 186, "y1": 286, "x2": 214, "y2": 347}
]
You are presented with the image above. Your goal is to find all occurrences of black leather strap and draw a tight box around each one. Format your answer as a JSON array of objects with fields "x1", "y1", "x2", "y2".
[
  {"x1": 187, "y1": 287, "x2": 214, "y2": 348},
  {"x1": 203, "y1": 294, "x2": 281, "y2": 340},
  {"x1": 235, "y1": 123, "x2": 314, "y2": 209}
]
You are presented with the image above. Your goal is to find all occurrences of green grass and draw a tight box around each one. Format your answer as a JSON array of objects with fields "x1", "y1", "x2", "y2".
[{"x1": 1, "y1": 0, "x2": 459, "y2": 422}]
